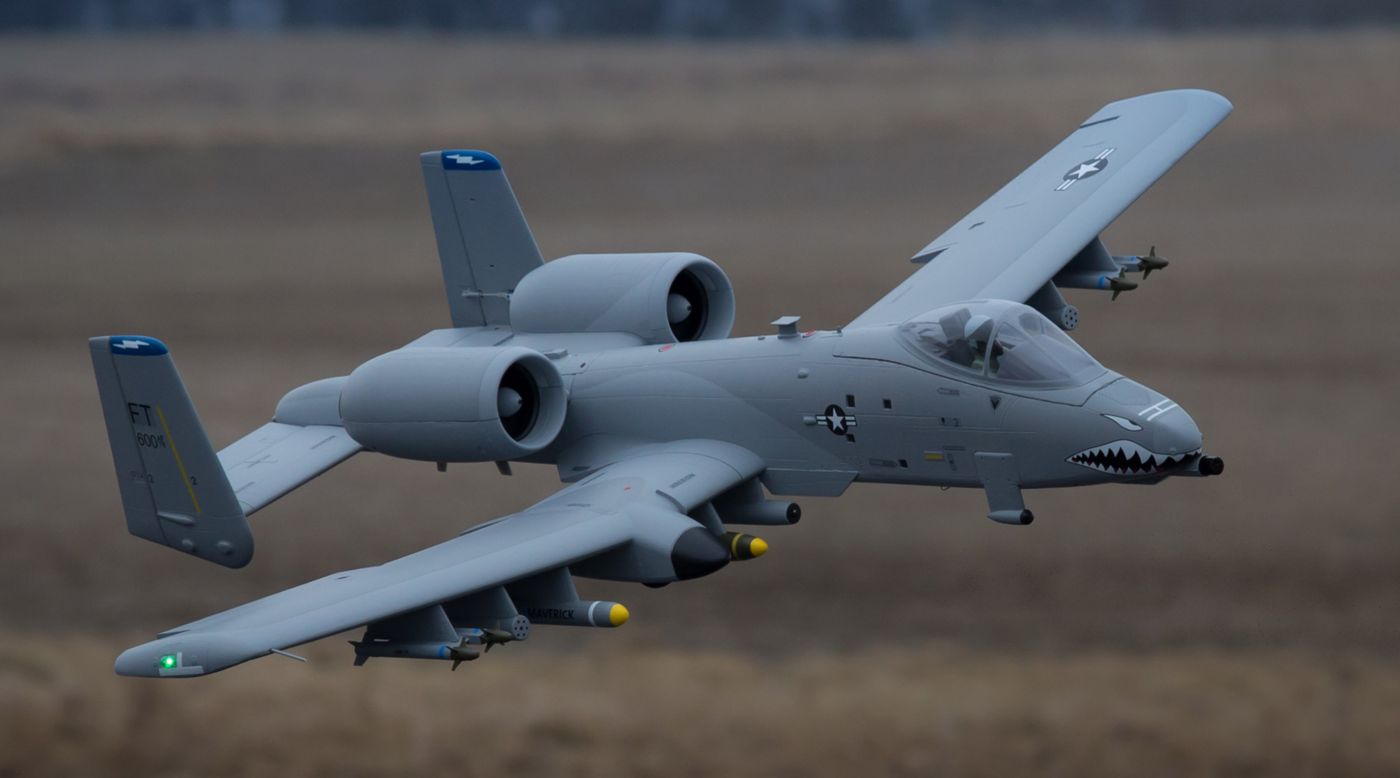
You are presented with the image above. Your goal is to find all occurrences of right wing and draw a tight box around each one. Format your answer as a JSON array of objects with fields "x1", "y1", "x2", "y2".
[
  {"x1": 114, "y1": 438, "x2": 767, "y2": 678},
  {"x1": 849, "y1": 89, "x2": 1231, "y2": 328}
]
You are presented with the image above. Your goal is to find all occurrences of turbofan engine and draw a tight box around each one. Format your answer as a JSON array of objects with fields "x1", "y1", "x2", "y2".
[
  {"x1": 340, "y1": 347, "x2": 566, "y2": 462},
  {"x1": 509, "y1": 252, "x2": 735, "y2": 344}
]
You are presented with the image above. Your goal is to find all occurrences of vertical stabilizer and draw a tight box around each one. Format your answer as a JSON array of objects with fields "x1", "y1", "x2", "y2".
[
  {"x1": 89, "y1": 336, "x2": 253, "y2": 568},
  {"x1": 420, "y1": 150, "x2": 544, "y2": 327}
]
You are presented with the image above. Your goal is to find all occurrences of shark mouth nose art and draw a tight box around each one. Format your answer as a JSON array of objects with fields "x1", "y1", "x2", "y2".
[{"x1": 1068, "y1": 439, "x2": 1200, "y2": 475}]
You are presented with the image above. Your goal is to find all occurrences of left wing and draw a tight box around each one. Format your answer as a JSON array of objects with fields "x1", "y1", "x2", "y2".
[
  {"x1": 114, "y1": 439, "x2": 765, "y2": 678},
  {"x1": 849, "y1": 89, "x2": 1231, "y2": 328}
]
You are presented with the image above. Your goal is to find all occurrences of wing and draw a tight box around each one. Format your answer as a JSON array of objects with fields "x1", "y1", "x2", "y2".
[
  {"x1": 114, "y1": 439, "x2": 766, "y2": 678},
  {"x1": 848, "y1": 89, "x2": 1232, "y2": 328}
]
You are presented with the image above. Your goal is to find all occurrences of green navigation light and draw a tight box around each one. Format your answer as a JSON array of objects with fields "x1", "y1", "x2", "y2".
[{"x1": 159, "y1": 654, "x2": 178, "y2": 669}]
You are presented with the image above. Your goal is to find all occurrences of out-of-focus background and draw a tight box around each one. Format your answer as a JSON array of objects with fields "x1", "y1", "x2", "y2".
[{"x1": 2, "y1": 2, "x2": 1398, "y2": 776}]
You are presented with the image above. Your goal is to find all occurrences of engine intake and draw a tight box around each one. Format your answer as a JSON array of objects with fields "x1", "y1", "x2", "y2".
[
  {"x1": 510, "y1": 252, "x2": 735, "y2": 344},
  {"x1": 340, "y1": 347, "x2": 566, "y2": 462}
]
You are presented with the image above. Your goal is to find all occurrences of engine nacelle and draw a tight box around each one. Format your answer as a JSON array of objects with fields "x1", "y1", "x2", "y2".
[
  {"x1": 340, "y1": 347, "x2": 566, "y2": 462},
  {"x1": 509, "y1": 252, "x2": 735, "y2": 344}
]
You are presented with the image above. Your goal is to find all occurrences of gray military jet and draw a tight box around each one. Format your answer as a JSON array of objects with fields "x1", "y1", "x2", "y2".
[{"x1": 92, "y1": 89, "x2": 1229, "y2": 678}]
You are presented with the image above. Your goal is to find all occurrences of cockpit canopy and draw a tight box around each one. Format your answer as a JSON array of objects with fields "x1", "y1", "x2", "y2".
[{"x1": 896, "y1": 300, "x2": 1105, "y2": 387}]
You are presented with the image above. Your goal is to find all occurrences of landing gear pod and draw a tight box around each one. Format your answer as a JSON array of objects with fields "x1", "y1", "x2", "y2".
[
  {"x1": 340, "y1": 347, "x2": 566, "y2": 462},
  {"x1": 988, "y1": 509, "x2": 1035, "y2": 526},
  {"x1": 715, "y1": 498, "x2": 801, "y2": 526},
  {"x1": 713, "y1": 480, "x2": 802, "y2": 526},
  {"x1": 572, "y1": 510, "x2": 730, "y2": 585}
]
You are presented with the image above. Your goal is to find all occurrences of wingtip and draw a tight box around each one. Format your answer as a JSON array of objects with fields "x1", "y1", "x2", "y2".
[
  {"x1": 1179, "y1": 88, "x2": 1234, "y2": 115},
  {"x1": 1099, "y1": 88, "x2": 1233, "y2": 118},
  {"x1": 114, "y1": 645, "x2": 164, "y2": 678}
]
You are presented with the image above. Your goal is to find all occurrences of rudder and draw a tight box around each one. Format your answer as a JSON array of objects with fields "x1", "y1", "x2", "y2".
[{"x1": 90, "y1": 336, "x2": 253, "y2": 568}]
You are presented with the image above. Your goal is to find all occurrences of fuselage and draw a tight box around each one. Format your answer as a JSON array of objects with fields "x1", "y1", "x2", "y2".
[{"x1": 475, "y1": 321, "x2": 1205, "y2": 496}]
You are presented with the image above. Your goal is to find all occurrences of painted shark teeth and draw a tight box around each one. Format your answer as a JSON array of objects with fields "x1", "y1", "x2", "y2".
[{"x1": 1067, "y1": 439, "x2": 1200, "y2": 476}]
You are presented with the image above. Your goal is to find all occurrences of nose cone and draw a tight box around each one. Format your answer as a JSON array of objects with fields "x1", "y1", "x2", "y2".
[
  {"x1": 1070, "y1": 379, "x2": 1204, "y2": 477},
  {"x1": 1091, "y1": 379, "x2": 1201, "y2": 452},
  {"x1": 1151, "y1": 401, "x2": 1203, "y2": 457}
]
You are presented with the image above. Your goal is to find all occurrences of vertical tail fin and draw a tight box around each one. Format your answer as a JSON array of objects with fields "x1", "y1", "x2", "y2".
[
  {"x1": 420, "y1": 150, "x2": 543, "y2": 328},
  {"x1": 89, "y1": 336, "x2": 253, "y2": 568}
]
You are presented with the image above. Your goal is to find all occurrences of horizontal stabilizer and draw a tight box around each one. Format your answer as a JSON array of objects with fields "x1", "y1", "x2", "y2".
[{"x1": 218, "y1": 422, "x2": 361, "y2": 516}]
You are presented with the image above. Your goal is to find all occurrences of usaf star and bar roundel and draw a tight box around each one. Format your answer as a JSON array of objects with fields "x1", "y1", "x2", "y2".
[
  {"x1": 818, "y1": 404, "x2": 856, "y2": 435},
  {"x1": 1055, "y1": 147, "x2": 1116, "y2": 191}
]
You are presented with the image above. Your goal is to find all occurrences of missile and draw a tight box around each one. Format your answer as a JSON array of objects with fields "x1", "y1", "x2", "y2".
[
  {"x1": 522, "y1": 600, "x2": 630, "y2": 628},
  {"x1": 349, "y1": 617, "x2": 529, "y2": 669},
  {"x1": 1108, "y1": 274, "x2": 1137, "y2": 301},
  {"x1": 1138, "y1": 246, "x2": 1169, "y2": 278},
  {"x1": 1053, "y1": 271, "x2": 1137, "y2": 299},
  {"x1": 722, "y1": 531, "x2": 768, "y2": 561},
  {"x1": 445, "y1": 639, "x2": 483, "y2": 670},
  {"x1": 1112, "y1": 246, "x2": 1169, "y2": 278},
  {"x1": 349, "y1": 638, "x2": 480, "y2": 666}
]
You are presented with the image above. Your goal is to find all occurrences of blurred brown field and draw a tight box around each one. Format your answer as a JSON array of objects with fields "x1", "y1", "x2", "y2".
[{"x1": 1, "y1": 31, "x2": 1398, "y2": 777}]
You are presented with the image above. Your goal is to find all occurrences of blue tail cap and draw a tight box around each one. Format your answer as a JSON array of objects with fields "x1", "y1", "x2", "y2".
[
  {"x1": 108, "y1": 335, "x2": 168, "y2": 356},
  {"x1": 440, "y1": 150, "x2": 501, "y2": 171}
]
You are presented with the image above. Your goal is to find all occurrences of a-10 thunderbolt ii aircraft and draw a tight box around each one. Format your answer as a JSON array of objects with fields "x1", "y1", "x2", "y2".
[{"x1": 92, "y1": 89, "x2": 1229, "y2": 678}]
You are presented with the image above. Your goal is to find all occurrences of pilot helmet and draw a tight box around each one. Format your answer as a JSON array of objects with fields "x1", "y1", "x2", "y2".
[{"x1": 963, "y1": 314, "x2": 994, "y2": 344}]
